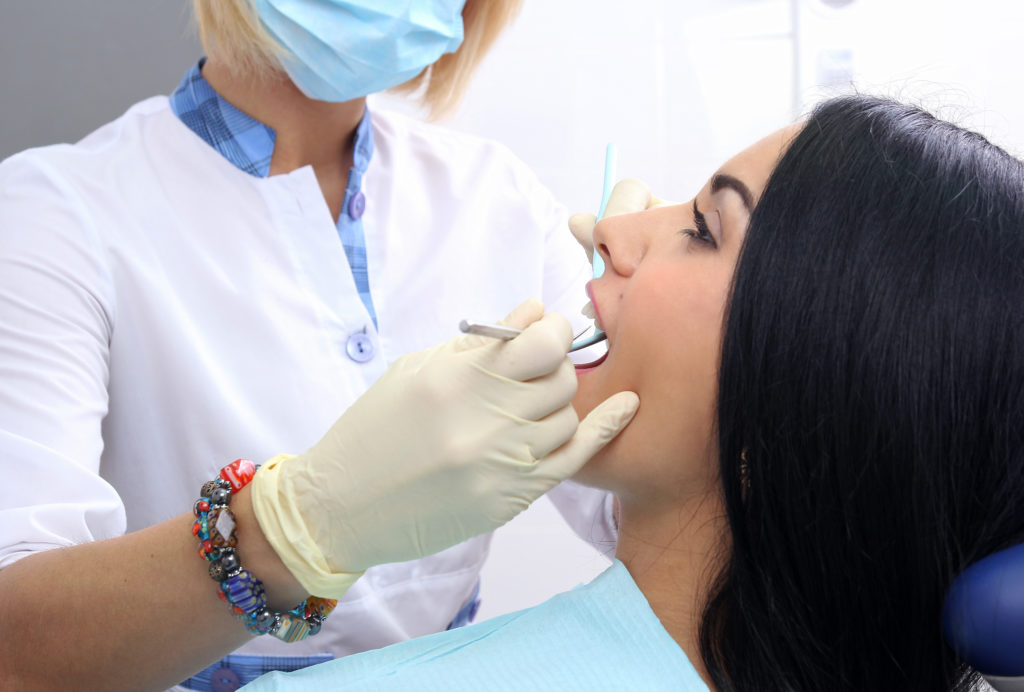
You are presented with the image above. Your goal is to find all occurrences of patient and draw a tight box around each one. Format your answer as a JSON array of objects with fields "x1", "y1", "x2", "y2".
[{"x1": 245, "y1": 95, "x2": 1024, "y2": 691}]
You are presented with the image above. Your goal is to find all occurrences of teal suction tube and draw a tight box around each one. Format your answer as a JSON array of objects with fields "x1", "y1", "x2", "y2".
[
  {"x1": 568, "y1": 143, "x2": 616, "y2": 352},
  {"x1": 590, "y1": 143, "x2": 617, "y2": 279}
]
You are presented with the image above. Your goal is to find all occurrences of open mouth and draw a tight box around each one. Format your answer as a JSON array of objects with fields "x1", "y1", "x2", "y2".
[
  {"x1": 576, "y1": 282, "x2": 610, "y2": 371},
  {"x1": 574, "y1": 349, "x2": 608, "y2": 371},
  {"x1": 581, "y1": 300, "x2": 604, "y2": 331}
]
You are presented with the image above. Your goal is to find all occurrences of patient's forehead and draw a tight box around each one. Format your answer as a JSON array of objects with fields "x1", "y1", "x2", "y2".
[{"x1": 714, "y1": 123, "x2": 801, "y2": 206}]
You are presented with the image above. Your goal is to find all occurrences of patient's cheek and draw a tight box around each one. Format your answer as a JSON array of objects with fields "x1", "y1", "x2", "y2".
[{"x1": 571, "y1": 374, "x2": 607, "y2": 427}]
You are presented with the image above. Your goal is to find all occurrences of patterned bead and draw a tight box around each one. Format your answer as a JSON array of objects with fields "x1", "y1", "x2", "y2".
[
  {"x1": 255, "y1": 607, "x2": 275, "y2": 626},
  {"x1": 304, "y1": 597, "x2": 338, "y2": 619},
  {"x1": 194, "y1": 516, "x2": 209, "y2": 540},
  {"x1": 270, "y1": 613, "x2": 310, "y2": 643},
  {"x1": 254, "y1": 608, "x2": 277, "y2": 634},
  {"x1": 200, "y1": 480, "x2": 220, "y2": 498},
  {"x1": 209, "y1": 560, "x2": 228, "y2": 582},
  {"x1": 221, "y1": 570, "x2": 265, "y2": 614},
  {"x1": 208, "y1": 507, "x2": 238, "y2": 549},
  {"x1": 220, "y1": 459, "x2": 257, "y2": 492},
  {"x1": 209, "y1": 486, "x2": 231, "y2": 507}
]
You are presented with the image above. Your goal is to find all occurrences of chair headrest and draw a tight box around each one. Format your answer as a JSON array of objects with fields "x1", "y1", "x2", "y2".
[{"x1": 943, "y1": 542, "x2": 1024, "y2": 677}]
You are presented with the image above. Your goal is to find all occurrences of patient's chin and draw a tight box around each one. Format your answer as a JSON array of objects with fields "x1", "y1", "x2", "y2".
[{"x1": 571, "y1": 380, "x2": 608, "y2": 426}]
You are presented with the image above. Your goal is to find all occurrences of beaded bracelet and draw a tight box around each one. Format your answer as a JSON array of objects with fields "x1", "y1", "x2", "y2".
[{"x1": 192, "y1": 459, "x2": 337, "y2": 641}]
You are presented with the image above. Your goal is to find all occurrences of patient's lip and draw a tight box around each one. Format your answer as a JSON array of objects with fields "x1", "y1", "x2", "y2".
[{"x1": 585, "y1": 282, "x2": 605, "y2": 331}]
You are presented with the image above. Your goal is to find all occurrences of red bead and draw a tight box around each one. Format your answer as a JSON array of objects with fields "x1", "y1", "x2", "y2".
[
  {"x1": 305, "y1": 597, "x2": 338, "y2": 619},
  {"x1": 192, "y1": 521, "x2": 202, "y2": 537},
  {"x1": 202, "y1": 539, "x2": 213, "y2": 554},
  {"x1": 198, "y1": 500, "x2": 209, "y2": 512},
  {"x1": 220, "y1": 459, "x2": 257, "y2": 492},
  {"x1": 217, "y1": 589, "x2": 227, "y2": 602}
]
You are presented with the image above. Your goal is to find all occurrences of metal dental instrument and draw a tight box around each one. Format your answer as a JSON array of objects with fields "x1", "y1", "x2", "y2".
[
  {"x1": 460, "y1": 320, "x2": 599, "y2": 352},
  {"x1": 458, "y1": 319, "x2": 522, "y2": 341}
]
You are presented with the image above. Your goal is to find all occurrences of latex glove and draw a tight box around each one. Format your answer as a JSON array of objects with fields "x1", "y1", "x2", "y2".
[
  {"x1": 568, "y1": 178, "x2": 674, "y2": 263},
  {"x1": 252, "y1": 299, "x2": 640, "y2": 598}
]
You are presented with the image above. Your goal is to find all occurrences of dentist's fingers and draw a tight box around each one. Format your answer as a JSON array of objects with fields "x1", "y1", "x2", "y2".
[
  {"x1": 602, "y1": 178, "x2": 653, "y2": 218},
  {"x1": 498, "y1": 298, "x2": 546, "y2": 329},
  {"x1": 454, "y1": 298, "x2": 544, "y2": 352},
  {"x1": 523, "y1": 404, "x2": 580, "y2": 462},
  {"x1": 569, "y1": 212, "x2": 598, "y2": 261},
  {"x1": 474, "y1": 312, "x2": 574, "y2": 382},
  {"x1": 476, "y1": 357, "x2": 578, "y2": 422},
  {"x1": 530, "y1": 391, "x2": 641, "y2": 481}
]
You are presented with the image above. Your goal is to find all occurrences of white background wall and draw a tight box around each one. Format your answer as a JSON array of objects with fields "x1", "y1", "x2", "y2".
[{"x1": 3, "y1": 0, "x2": 1024, "y2": 623}]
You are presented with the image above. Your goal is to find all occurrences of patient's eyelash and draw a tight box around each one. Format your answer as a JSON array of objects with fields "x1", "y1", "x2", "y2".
[{"x1": 681, "y1": 200, "x2": 716, "y2": 247}]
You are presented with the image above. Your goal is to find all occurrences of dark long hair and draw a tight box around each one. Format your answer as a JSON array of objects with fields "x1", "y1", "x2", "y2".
[{"x1": 703, "y1": 95, "x2": 1024, "y2": 690}]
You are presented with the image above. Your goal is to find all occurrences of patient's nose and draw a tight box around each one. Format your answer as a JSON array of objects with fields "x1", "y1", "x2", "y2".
[{"x1": 592, "y1": 211, "x2": 649, "y2": 279}]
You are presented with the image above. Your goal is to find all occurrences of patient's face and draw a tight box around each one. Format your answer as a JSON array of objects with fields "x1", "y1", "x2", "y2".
[{"x1": 572, "y1": 125, "x2": 798, "y2": 502}]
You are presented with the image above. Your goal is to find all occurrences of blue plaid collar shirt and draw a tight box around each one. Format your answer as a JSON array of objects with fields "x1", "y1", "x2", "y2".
[{"x1": 169, "y1": 59, "x2": 379, "y2": 328}]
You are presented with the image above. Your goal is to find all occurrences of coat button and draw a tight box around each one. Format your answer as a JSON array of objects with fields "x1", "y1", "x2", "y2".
[
  {"x1": 346, "y1": 332, "x2": 375, "y2": 363},
  {"x1": 210, "y1": 666, "x2": 241, "y2": 692},
  {"x1": 347, "y1": 190, "x2": 366, "y2": 219}
]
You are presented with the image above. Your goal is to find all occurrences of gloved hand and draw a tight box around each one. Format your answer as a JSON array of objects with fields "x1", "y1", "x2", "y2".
[
  {"x1": 568, "y1": 178, "x2": 673, "y2": 262},
  {"x1": 252, "y1": 299, "x2": 639, "y2": 598}
]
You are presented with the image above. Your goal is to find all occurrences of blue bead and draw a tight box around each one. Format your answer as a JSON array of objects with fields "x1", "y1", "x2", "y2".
[
  {"x1": 254, "y1": 608, "x2": 276, "y2": 634},
  {"x1": 222, "y1": 570, "x2": 266, "y2": 614}
]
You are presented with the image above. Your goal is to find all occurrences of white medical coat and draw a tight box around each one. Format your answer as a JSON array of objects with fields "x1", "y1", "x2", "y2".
[{"x1": 0, "y1": 95, "x2": 615, "y2": 668}]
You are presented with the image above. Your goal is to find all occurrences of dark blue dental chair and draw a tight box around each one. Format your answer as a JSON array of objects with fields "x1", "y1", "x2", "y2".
[{"x1": 943, "y1": 543, "x2": 1024, "y2": 691}]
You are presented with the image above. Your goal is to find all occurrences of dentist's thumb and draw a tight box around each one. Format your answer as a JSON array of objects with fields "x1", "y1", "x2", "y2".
[{"x1": 537, "y1": 391, "x2": 640, "y2": 480}]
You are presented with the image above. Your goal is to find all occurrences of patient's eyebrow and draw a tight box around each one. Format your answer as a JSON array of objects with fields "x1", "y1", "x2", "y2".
[{"x1": 711, "y1": 174, "x2": 754, "y2": 212}]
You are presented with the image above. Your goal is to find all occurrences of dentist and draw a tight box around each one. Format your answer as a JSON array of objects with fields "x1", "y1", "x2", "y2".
[{"x1": 0, "y1": 1, "x2": 638, "y2": 690}]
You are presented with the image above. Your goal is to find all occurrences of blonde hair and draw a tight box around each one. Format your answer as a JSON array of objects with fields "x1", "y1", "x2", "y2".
[{"x1": 191, "y1": 0, "x2": 523, "y2": 119}]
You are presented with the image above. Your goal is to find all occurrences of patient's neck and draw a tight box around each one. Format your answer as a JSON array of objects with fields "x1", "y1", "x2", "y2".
[{"x1": 615, "y1": 492, "x2": 726, "y2": 689}]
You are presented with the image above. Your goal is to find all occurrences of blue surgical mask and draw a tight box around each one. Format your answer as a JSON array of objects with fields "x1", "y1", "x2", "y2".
[{"x1": 251, "y1": 0, "x2": 467, "y2": 103}]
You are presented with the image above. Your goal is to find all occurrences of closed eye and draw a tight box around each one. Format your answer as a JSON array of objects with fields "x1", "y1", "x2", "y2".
[{"x1": 680, "y1": 200, "x2": 716, "y2": 247}]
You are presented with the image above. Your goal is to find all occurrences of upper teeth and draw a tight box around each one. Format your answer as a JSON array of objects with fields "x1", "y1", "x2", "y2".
[{"x1": 581, "y1": 301, "x2": 604, "y2": 331}]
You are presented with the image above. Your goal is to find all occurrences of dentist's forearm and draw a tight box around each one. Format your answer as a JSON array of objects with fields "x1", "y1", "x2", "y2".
[{"x1": 0, "y1": 485, "x2": 305, "y2": 692}]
